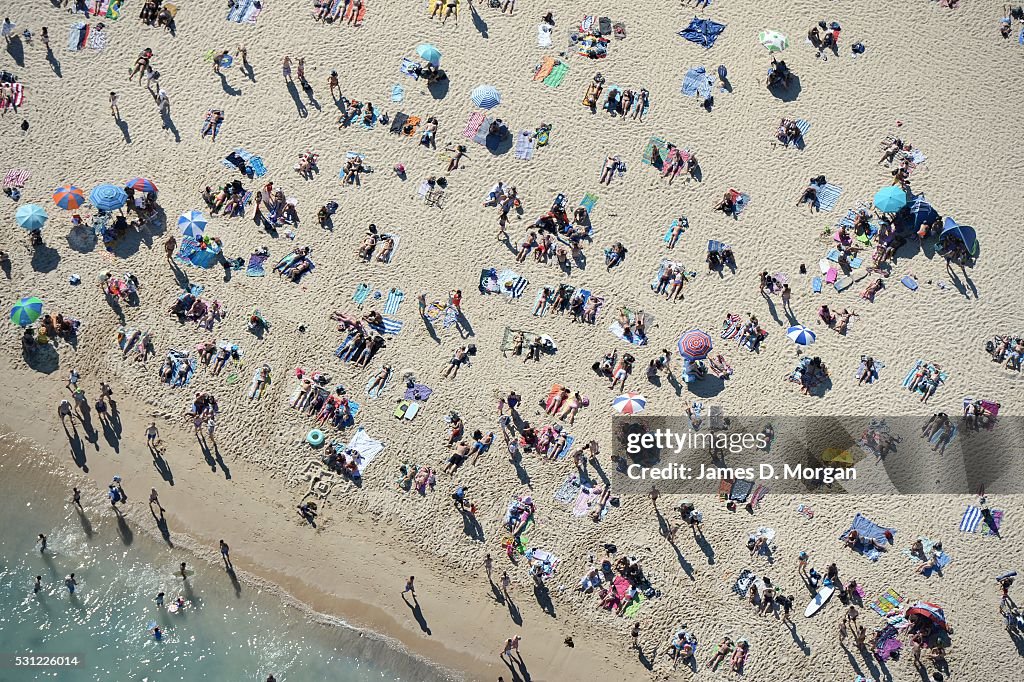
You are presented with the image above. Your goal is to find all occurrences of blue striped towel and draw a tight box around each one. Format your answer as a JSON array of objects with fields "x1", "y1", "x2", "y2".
[
  {"x1": 384, "y1": 289, "x2": 405, "y2": 315},
  {"x1": 733, "y1": 193, "x2": 750, "y2": 215},
  {"x1": 368, "y1": 316, "x2": 404, "y2": 335},
  {"x1": 227, "y1": 0, "x2": 251, "y2": 22},
  {"x1": 816, "y1": 183, "x2": 842, "y2": 212},
  {"x1": 353, "y1": 283, "x2": 372, "y2": 305},
  {"x1": 497, "y1": 269, "x2": 528, "y2": 298},
  {"x1": 247, "y1": 156, "x2": 267, "y2": 178},
  {"x1": 391, "y1": 84, "x2": 405, "y2": 102},
  {"x1": 959, "y1": 505, "x2": 981, "y2": 533},
  {"x1": 681, "y1": 66, "x2": 713, "y2": 98},
  {"x1": 795, "y1": 119, "x2": 811, "y2": 138}
]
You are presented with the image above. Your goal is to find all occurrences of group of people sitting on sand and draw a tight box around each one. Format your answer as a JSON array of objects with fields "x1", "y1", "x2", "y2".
[
  {"x1": 819, "y1": 304, "x2": 857, "y2": 334},
  {"x1": 332, "y1": 310, "x2": 388, "y2": 366},
  {"x1": 203, "y1": 180, "x2": 248, "y2": 218},
  {"x1": 356, "y1": 224, "x2": 395, "y2": 262},
  {"x1": 273, "y1": 246, "x2": 314, "y2": 282},
  {"x1": 987, "y1": 335, "x2": 1023, "y2": 371}
]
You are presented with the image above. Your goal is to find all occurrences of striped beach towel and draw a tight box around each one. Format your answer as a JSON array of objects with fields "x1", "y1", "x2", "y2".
[
  {"x1": 368, "y1": 316, "x2": 404, "y2": 335},
  {"x1": 794, "y1": 119, "x2": 811, "y2": 139},
  {"x1": 816, "y1": 183, "x2": 843, "y2": 212},
  {"x1": 3, "y1": 168, "x2": 30, "y2": 188},
  {"x1": 352, "y1": 283, "x2": 372, "y2": 305},
  {"x1": 228, "y1": 0, "x2": 251, "y2": 22},
  {"x1": 496, "y1": 269, "x2": 528, "y2": 299},
  {"x1": 463, "y1": 111, "x2": 485, "y2": 138},
  {"x1": 869, "y1": 588, "x2": 905, "y2": 617},
  {"x1": 641, "y1": 136, "x2": 668, "y2": 167},
  {"x1": 383, "y1": 289, "x2": 405, "y2": 315}
]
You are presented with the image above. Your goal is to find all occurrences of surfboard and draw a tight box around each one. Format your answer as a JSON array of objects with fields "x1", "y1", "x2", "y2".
[{"x1": 804, "y1": 584, "x2": 835, "y2": 617}]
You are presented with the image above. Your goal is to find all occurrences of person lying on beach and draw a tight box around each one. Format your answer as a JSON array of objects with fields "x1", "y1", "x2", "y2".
[
  {"x1": 201, "y1": 110, "x2": 224, "y2": 142},
  {"x1": 713, "y1": 192, "x2": 736, "y2": 214},
  {"x1": 707, "y1": 637, "x2": 734, "y2": 669},
  {"x1": 860, "y1": 279, "x2": 884, "y2": 301},
  {"x1": 667, "y1": 216, "x2": 687, "y2": 248},
  {"x1": 797, "y1": 184, "x2": 818, "y2": 210},
  {"x1": 845, "y1": 529, "x2": 889, "y2": 552},
  {"x1": 835, "y1": 308, "x2": 857, "y2": 334}
]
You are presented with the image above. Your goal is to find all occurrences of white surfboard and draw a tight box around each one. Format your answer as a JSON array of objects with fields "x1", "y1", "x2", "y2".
[{"x1": 804, "y1": 584, "x2": 835, "y2": 617}]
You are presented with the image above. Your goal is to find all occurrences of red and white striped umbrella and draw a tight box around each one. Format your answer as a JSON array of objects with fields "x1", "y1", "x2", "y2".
[
  {"x1": 678, "y1": 329, "x2": 713, "y2": 360},
  {"x1": 612, "y1": 392, "x2": 647, "y2": 414}
]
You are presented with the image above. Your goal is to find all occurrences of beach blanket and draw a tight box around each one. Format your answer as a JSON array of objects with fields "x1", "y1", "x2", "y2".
[
  {"x1": 201, "y1": 110, "x2": 224, "y2": 138},
  {"x1": 515, "y1": 131, "x2": 536, "y2": 160},
  {"x1": 496, "y1": 269, "x2": 528, "y2": 299},
  {"x1": 959, "y1": 505, "x2": 982, "y2": 533},
  {"x1": 840, "y1": 513, "x2": 895, "y2": 561},
  {"x1": 400, "y1": 57, "x2": 420, "y2": 80},
  {"x1": 734, "y1": 568, "x2": 756, "y2": 597},
  {"x1": 67, "y1": 23, "x2": 88, "y2": 52},
  {"x1": 403, "y1": 383, "x2": 433, "y2": 401},
  {"x1": 543, "y1": 62, "x2": 570, "y2": 87},
  {"x1": 472, "y1": 117, "x2": 494, "y2": 146},
  {"x1": 609, "y1": 320, "x2": 648, "y2": 346},
  {"x1": 3, "y1": 169, "x2": 30, "y2": 188},
  {"x1": 729, "y1": 479, "x2": 754, "y2": 502},
  {"x1": 533, "y1": 56, "x2": 556, "y2": 81},
  {"x1": 383, "y1": 289, "x2": 404, "y2": 315},
  {"x1": 246, "y1": 253, "x2": 268, "y2": 277},
  {"x1": 346, "y1": 428, "x2": 384, "y2": 473},
  {"x1": 623, "y1": 593, "x2": 645, "y2": 618},
  {"x1": 554, "y1": 476, "x2": 584, "y2": 505},
  {"x1": 579, "y1": 193, "x2": 599, "y2": 214},
  {"x1": 500, "y1": 327, "x2": 537, "y2": 353},
  {"x1": 981, "y1": 510, "x2": 1004, "y2": 536},
  {"x1": 901, "y1": 360, "x2": 948, "y2": 395},
  {"x1": 377, "y1": 233, "x2": 399, "y2": 263},
  {"x1": 732, "y1": 191, "x2": 750, "y2": 216},
  {"x1": 816, "y1": 183, "x2": 843, "y2": 212},
  {"x1": 170, "y1": 355, "x2": 197, "y2": 388},
  {"x1": 681, "y1": 66, "x2": 713, "y2": 98},
  {"x1": 365, "y1": 367, "x2": 391, "y2": 398},
  {"x1": 117, "y1": 327, "x2": 138, "y2": 352},
  {"x1": 572, "y1": 486, "x2": 603, "y2": 517},
  {"x1": 869, "y1": 588, "x2": 905, "y2": 617},
  {"x1": 88, "y1": 28, "x2": 108, "y2": 50},
  {"x1": 479, "y1": 268, "x2": 500, "y2": 294},
  {"x1": 902, "y1": 537, "x2": 951, "y2": 575},
  {"x1": 352, "y1": 283, "x2": 372, "y2": 305},
  {"x1": 368, "y1": 316, "x2": 404, "y2": 335},
  {"x1": 641, "y1": 136, "x2": 671, "y2": 169},
  {"x1": 678, "y1": 17, "x2": 726, "y2": 49},
  {"x1": 463, "y1": 111, "x2": 485, "y2": 138}
]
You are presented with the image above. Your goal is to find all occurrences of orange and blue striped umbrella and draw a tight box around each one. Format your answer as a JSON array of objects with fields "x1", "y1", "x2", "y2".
[
  {"x1": 52, "y1": 185, "x2": 86, "y2": 210},
  {"x1": 126, "y1": 177, "x2": 158, "y2": 193}
]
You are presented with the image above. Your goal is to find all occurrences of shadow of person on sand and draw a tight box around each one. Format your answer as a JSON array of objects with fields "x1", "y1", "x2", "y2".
[
  {"x1": 286, "y1": 81, "x2": 308, "y2": 118},
  {"x1": 402, "y1": 593, "x2": 431, "y2": 635}
]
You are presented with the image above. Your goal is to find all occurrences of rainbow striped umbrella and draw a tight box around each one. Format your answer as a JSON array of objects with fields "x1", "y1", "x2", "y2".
[
  {"x1": 612, "y1": 392, "x2": 647, "y2": 415},
  {"x1": 10, "y1": 296, "x2": 44, "y2": 326},
  {"x1": 52, "y1": 185, "x2": 86, "y2": 210},
  {"x1": 677, "y1": 329, "x2": 713, "y2": 360},
  {"x1": 126, "y1": 177, "x2": 158, "y2": 193}
]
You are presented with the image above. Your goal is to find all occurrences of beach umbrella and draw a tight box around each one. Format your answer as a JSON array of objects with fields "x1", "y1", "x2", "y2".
[
  {"x1": 909, "y1": 194, "x2": 938, "y2": 229},
  {"x1": 89, "y1": 183, "x2": 128, "y2": 211},
  {"x1": 52, "y1": 185, "x2": 86, "y2": 210},
  {"x1": 15, "y1": 204, "x2": 48, "y2": 230},
  {"x1": 126, "y1": 177, "x2": 158, "y2": 193},
  {"x1": 470, "y1": 84, "x2": 501, "y2": 109},
  {"x1": 10, "y1": 296, "x2": 44, "y2": 326},
  {"x1": 416, "y1": 43, "x2": 442, "y2": 66},
  {"x1": 873, "y1": 185, "x2": 907, "y2": 213},
  {"x1": 177, "y1": 210, "x2": 207, "y2": 239},
  {"x1": 677, "y1": 329, "x2": 713, "y2": 361},
  {"x1": 758, "y1": 30, "x2": 790, "y2": 52},
  {"x1": 940, "y1": 216, "x2": 978, "y2": 253},
  {"x1": 612, "y1": 392, "x2": 647, "y2": 415},
  {"x1": 906, "y1": 601, "x2": 948, "y2": 630},
  {"x1": 787, "y1": 325, "x2": 816, "y2": 345}
]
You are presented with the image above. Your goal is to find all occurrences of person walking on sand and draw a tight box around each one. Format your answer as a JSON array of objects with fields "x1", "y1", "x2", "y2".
[
  {"x1": 179, "y1": 562, "x2": 189, "y2": 580},
  {"x1": 206, "y1": 416, "x2": 217, "y2": 444},
  {"x1": 328, "y1": 70, "x2": 341, "y2": 100},
  {"x1": 403, "y1": 576, "x2": 416, "y2": 597},
  {"x1": 418, "y1": 292, "x2": 427, "y2": 318},
  {"x1": 500, "y1": 571, "x2": 512, "y2": 598},
  {"x1": 58, "y1": 398, "x2": 76, "y2": 429},
  {"x1": 500, "y1": 638, "x2": 514, "y2": 660},
  {"x1": 213, "y1": 50, "x2": 229, "y2": 75},
  {"x1": 109, "y1": 92, "x2": 120, "y2": 119},
  {"x1": 164, "y1": 236, "x2": 176, "y2": 261},
  {"x1": 631, "y1": 622, "x2": 641, "y2": 649},
  {"x1": 149, "y1": 488, "x2": 164, "y2": 517},
  {"x1": 797, "y1": 551, "x2": 809, "y2": 579},
  {"x1": 282, "y1": 56, "x2": 293, "y2": 82},
  {"x1": 219, "y1": 540, "x2": 232, "y2": 569},
  {"x1": 236, "y1": 45, "x2": 248, "y2": 68},
  {"x1": 72, "y1": 487, "x2": 82, "y2": 509},
  {"x1": 781, "y1": 284, "x2": 793, "y2": 314},
  {"x1": 484, "y1": 553, "x2": 493, "y2": 581}
]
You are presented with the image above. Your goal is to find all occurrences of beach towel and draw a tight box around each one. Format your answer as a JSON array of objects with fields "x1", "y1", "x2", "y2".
[
  {"x1": 345, "y1": 0, "x2": 366, "y2": 24},
  {"x1": 981, "y1": 510, "x2": 1004, "y2": 537},
  {"x1": 840, "y1": 513, "x2": 895, "y2": 561},
  {"x1": 623, "y1": 593, "x2": 645, "y2": 618},
  {"x1": 462, "y1": 111, "x2": 485, "y2": 139},
  {"x1": 443, "y1": 306, "x2": 458, "y2": 328},
  {"x1": 378, "y1": 233, "x2": 400, "y2": 263},
  {"x1": 816, "y1": 183, "x2": 843, "y2": 212},
  {"x1": 473, "y1": 117, "x2": 494, "y2": 146},
  {"x1": 556, "y1": 435, "x2": 575, "y2": 461},
  {"x1": 731, "y1": 191, "x2": 750, "y2": 216},
  {"x1": 734, "y1": 568, "x2": 756, "y2": 597},
  {"x1": 403, "y1": 383, "x2": 433, "y2": 401},
  {"x1": 246, "y1": 253, "x2": 268, "y2": 276},
  {"x1": 117, "y1": 327, "x2": 138, "y2": 352},
  {"x1": 663, "y1": 217, "x2": 688, "y2": 243},
  {"x1": 678, "y1": 17, "x2": 726, "y2": 48},
  {"x1": 533, "y1": 56, "x2": 556, "y2": 81},
  {"x1": 365, "y1": 367, "x2": 391, "y2": 398},
  {"x1": 543, "y1": 62, "x2": 570, "y2": 87},
  {"x1": 347, "y1": 428, "x2": 384, "y2": 473},
  {"x1": 400, "y1": 58, "x2": 420, "y2": 80},
  {"x1": 479, "y1": 268, "x2": 500, "y2": 294},
  {"x1": 201, "y1": 110, "x2": 224, "y2": 138},
  {"x1": 855, "y1": 358, "x2": 883, "y2": 383},
  {"x1": 681, "y1": 66, "x2": 713, "y2": 98},
  {"x1": 579, "y1": 193, "x2": 599, "y2": 214},
  {"x1": 641, "y1": 136, "x2": 669, "y2": 168},
  {"x1": 389, "y1": 83, "x2": 405, "y2": 102},
  {"x1": 609, "y1": 321, "x2": 648, "y2": 346},
  {"x1": 383, "y1": 289, "x2": 405, "y2": 315},
  {"x1": 515, "y1": 131, "x2": 536, "y2": 160},
  {"x1": 729, "y1": 479, "x2": 754, "y2": 502},
  {"x1": 902, "y1": 537, "x2": 951, "y2": 575},
  {"x1": 869, "y1": 588, "x2": 905, "y2": 617},
  {"x1": 170, "y1": 356, "x2": 197, "y2": 388},
  {"x1": 228, "y1": 0, "x2": 250, "y2": 22},
  {"x1": 959, "y1": 505, "x2": 982, "y2": 533},
  {"x1": 572, "y1": 486, "x2": 602, "y2": 517},
  {"x1": 367, "y1": 316, "x2": 404, "y2": 335},
  {"x1": 496, "y1": 269, "x2": 528, "y2": 299},
  {"x1": 352, "y1": 283, "x2": 372, "y2": 305},
  {"x1": 88, "y1": 28, "x2": 108, "y2": 50},
  {"x1": 389, "y1": 112, "x2": 409, "y2": 134},
  {"x1": 537, "y1": 24, "x2": 553, "y2": 48},
  {"x1": 67, "y1": 23, "x2": 88, "y2": 52},
  {"x1": 554, "y1": 476, "x2": 584, "y2": 505},
  {"x1": 2, "y1": 169, "x2": 30, "y2": 188},
  {"x1": 91, "y1": 0, "x2": 111, "y2": 17},
  {"x1": 875, "y1": 635, "x2": 902, "y2": 661}
]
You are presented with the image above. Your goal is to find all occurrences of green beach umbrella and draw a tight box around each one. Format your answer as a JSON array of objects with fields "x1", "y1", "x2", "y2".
[
  {"x1": 10, "y1": 296, "x2": 44, "y2": 326},
  {"x1": 759, "y1": 30, "x2": 790, "y2": 53}
]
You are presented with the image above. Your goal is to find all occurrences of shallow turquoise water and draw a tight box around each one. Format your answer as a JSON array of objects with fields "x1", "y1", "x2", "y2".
[{"x1": 0, "y1": 455, "x2": 447, "y2": 682}]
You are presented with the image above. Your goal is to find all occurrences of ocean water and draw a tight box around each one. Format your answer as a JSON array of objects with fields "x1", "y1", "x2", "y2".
[{"x1": 0, "y1": 448, "x2": 449, "y2": 682}]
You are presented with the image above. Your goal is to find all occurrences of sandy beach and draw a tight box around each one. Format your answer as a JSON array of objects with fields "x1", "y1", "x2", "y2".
[{"x1": 3, "y1": 1, "x2": 1024, "y2": 680}]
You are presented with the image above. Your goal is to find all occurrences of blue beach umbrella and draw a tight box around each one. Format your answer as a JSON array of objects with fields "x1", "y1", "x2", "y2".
[
  {"x1": 787, "y1": 325, "x2": 816, "y2": 345},
  {"x1": 873, "y1": 185, "x2": 907, "y2": 213},
  {"x1": 10, "y1": 296, "x2": 44, "y2": 326},
  {"x1": 15, "y1": 204, "x2": 48, "y2": 230},
  {"x1": 470, "y1": 84, "x2": 501, "y2": 109},
  {"x1": 416, "y1": 43, "x2": 442, "y2": 66},
  {"x1": 909, "y1": 194, "x2": 938, "y2": 229},
  {"x1": 940, "y1": 217, "x2": 977, "y2": 254},
  {"x1": 177, "y1": 210, "x2": 208, "y2": 240},
  {"x1": 89, "y1": 183, "x2": 128, "y2": 211}
]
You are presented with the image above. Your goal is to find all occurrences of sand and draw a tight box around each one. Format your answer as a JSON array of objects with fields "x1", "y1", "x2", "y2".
[{"x1": 2, "y1": 1, "x2": 1024, "y2": 680}]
